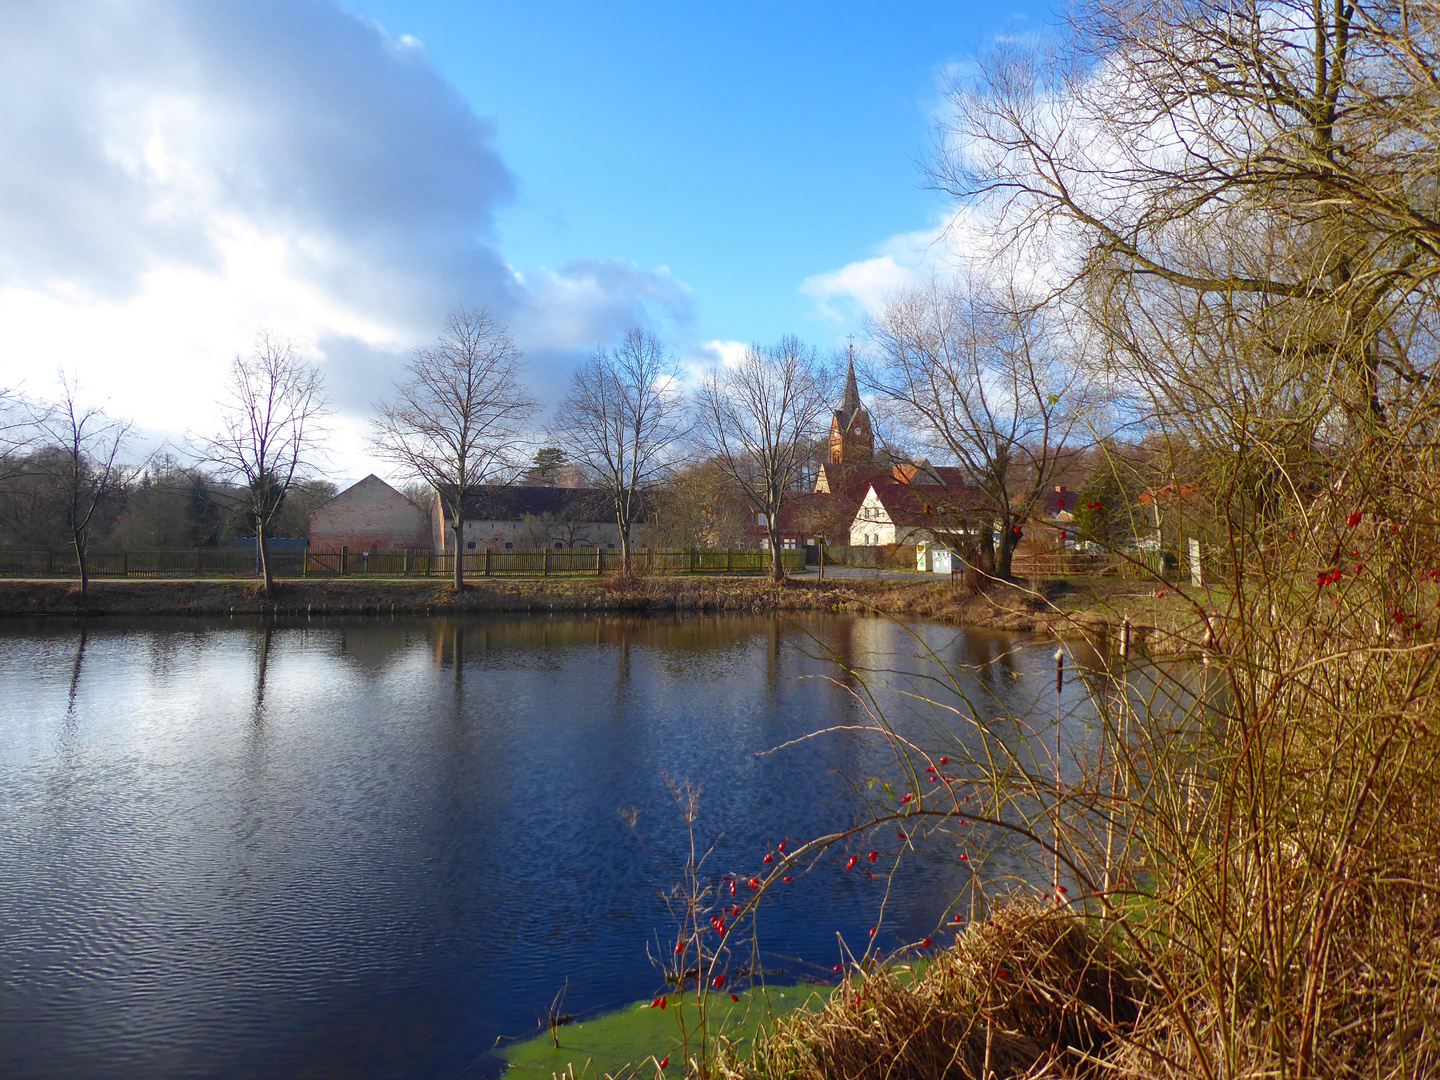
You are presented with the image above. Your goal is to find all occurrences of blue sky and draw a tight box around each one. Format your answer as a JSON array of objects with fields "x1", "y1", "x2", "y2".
[
  {"x1": 0, "y1": 1, "x2": 1051, "y2": 476},
  {"x1": 341, "y1": 1, "x2": 1049, "y2": 346}
]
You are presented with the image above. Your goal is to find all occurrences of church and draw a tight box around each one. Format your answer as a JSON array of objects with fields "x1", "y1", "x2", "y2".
[{"x1": 812, "y1": 356, "x2": 986, "y2": 552}]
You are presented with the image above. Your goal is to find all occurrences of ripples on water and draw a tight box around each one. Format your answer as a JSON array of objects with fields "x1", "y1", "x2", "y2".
[{"x1": 0, "y1": 614, "x2": 1101, "y2": 1079}]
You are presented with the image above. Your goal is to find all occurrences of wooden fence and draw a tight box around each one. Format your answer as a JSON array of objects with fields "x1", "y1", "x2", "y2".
[
  {"x1": 0, "y1": 547, "x2": 807, "y2": 579},
  {"x1": 1008, "y1": 550, "x2": 1179, "y2": 579}
]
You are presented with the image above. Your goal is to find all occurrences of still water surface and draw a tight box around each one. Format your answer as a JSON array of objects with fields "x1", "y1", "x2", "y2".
[{"x1": 0, "y1": 614, "x2": 1100, "y2": 1079}]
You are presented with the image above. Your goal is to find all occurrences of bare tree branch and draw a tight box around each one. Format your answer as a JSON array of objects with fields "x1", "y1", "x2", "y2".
[
  {"x1": 369, "y1": 307, "x2": 538, "y2": 589},
  {"x1": 555, "y1": 327, "x2": 687, "y2": 572},
  {"x1": 694, "y1": 337, "x2": 832, "y2": 582},
  {"x1": 200, "y1": 332, "x2": 330, "y2": 592}
]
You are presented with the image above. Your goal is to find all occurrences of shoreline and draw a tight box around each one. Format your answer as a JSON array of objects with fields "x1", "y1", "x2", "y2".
[{"x1": 0, "y1": 575, "x2": 1208, "y2": 649}]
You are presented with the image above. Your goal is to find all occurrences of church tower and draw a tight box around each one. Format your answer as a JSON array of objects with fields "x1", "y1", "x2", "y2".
[{"x1": 829, "y1": 348, "x2": 873, "y2": 465}]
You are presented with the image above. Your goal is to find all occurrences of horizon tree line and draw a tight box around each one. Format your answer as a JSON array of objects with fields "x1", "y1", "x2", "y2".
[{"x1": 0, "y1": 289, "x2": 1134, "y2": 591}]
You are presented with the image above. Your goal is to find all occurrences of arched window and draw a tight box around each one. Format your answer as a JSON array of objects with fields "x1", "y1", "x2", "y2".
[{"x1": 554, "y1": 542, "x2": 563, "y2": 550}]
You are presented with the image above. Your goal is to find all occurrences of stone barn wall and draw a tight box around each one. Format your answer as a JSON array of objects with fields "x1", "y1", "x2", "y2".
[{"x1": 309, "y1": 475, "x2": 431, "y2": 552}]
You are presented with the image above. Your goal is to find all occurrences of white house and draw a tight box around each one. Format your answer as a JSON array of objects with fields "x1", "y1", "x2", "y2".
[{"x1": 847, "y1": 480, "x2": 985, "y2": 549}]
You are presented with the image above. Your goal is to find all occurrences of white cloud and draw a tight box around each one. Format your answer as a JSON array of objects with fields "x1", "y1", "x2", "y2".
[
  {"x1": 0, "y1": 1, "x2": 693, "y2": 479},
  {"x1": 800, "y1": 209, "x2": 1003, "y2": 322},
  {"x1": 684, "y1": 339, "x2": 749, "y2": 380}
]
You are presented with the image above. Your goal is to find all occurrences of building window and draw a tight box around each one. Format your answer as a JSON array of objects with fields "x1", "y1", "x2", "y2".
[
  {"x1": 756, "y1": 513, "x2": 767, "y2": 526},
  {"x1": 782, "y1": 537, "x2": 798, "y2": 550},
  {"x1": 504, "y1": 542, "x2": 513, "y2": 550},
  {"x1": 466, "y1": 541, "x2": 476, "y2": 550},
  {"x1": 554, "y1": 542, "x2": 563, "y2": 550}
]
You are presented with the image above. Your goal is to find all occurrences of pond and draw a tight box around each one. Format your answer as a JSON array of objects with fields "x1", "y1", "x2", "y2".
[{"x1": 0, "y1": 613, "x2": 1109, "y2": 1079}]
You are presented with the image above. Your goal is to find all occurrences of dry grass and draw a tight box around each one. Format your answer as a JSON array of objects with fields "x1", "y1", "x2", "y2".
[{"x1": 722, "y1": 901, "x2": 1137, "y2": 1080}]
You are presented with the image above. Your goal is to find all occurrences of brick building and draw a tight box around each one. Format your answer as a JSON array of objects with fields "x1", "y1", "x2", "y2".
[{"x1": 308, "y1": 475, "x2": 431, "y2": 553}]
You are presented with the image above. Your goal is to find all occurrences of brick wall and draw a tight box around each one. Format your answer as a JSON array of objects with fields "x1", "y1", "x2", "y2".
[{"x1": 309, "y1": 475, "x2": 431, "y2": 552}]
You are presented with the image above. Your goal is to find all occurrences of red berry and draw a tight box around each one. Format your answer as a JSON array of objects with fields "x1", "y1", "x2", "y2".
[{"x1": 846, "y1": 855, "x2": 857, "y2": 870}]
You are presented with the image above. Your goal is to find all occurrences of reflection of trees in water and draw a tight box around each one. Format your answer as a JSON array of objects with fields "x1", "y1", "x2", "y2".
[
  {"x1": 252, "y1": 621, "x2": 273, "y2": 718},
  {"x1": 65, "y1": 624, "x2": 88, "y2": 721}
]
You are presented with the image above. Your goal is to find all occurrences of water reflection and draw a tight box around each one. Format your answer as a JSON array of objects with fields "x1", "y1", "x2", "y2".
[{"x1": 0, "y1": 613, "x2": 1109, "y2": 1080}]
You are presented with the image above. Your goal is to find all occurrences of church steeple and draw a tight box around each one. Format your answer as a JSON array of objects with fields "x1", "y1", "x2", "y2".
[
  {"x1": 841, "y1": 348, "x2": 862, "y2": 419},
  {"x1": 829, "y1": 343, "x2": 873, "y2": 465}
]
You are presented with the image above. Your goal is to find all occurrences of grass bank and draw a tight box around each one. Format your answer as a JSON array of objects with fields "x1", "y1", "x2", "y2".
[{"x1": 0, "y1": 574, "x2": 1203, "y2": 647}]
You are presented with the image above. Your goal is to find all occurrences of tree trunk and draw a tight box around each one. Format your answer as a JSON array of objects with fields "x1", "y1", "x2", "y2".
[
  {"x1": 72, "y1": 531, "x2": 88, "y2": 602},
  {"x1": 619, "y1": 522, "x2": 632, "y2": 575},
  {"x1": 978, "y1": 525, "x2": 997, "y2": 577},
  {"x1": 452, "y1": 515, "x2": 465, "y2": 590},
  {"x1": 768, "y1": 519, "x2": 786, "y2": 583},
  {"x1": 257, "y1": 516, "x2": 274, "y2": 593},
  {"x1": 996, "y1": 523, "x2": 1018, "y2": 581}
]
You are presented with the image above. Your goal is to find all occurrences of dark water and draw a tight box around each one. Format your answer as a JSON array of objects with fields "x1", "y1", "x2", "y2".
[{"x1": 0, "y1": 614, "x2": 1103, "y2": 1079}]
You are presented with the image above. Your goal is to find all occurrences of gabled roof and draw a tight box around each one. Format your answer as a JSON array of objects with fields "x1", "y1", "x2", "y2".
[
  {"x1": 864, "y1": 480, "x2": 986, "y2": 529},
  {"x1": 318, "y1": 474, "x2": 423, "y2": 512}
]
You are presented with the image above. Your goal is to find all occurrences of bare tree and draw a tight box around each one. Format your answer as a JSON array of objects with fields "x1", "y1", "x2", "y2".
[
  {"x1": 202, "y1": 333, "x2": 329, "y2": 593},
  {"x1": 30, "y1": 376, "x2": 134, "y2": 599},
  {"x1": 694, "y1": 337, "x2": 832, "y2": 582},
  {"x1": 0, "y1": 387, "x2": 33, "y2": 486},
  {"x1": 555, "y1": 327, "x2": 686, "y2": 572},
  {"x1": 370, "y1": 307, "x2": 538, "y2": 589},
  {"x1": 648, "y1": 458, "x2": 750, "y2": 550},
  {"x1": 869, "y1": 277, "x2": 1095, "y2": 579}
]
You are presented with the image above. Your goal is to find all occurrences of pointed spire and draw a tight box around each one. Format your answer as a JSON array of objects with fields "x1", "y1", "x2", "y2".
[{"x1": 842, "y1": 342, "x2": 861, "y2": 417}]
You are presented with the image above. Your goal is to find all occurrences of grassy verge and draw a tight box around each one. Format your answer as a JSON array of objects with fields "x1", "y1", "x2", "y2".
[{"x1": 501, "y1": 985, "x2": 833, "y2": 1079}]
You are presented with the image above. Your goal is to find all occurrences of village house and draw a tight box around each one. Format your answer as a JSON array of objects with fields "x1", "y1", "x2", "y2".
[
  {"x1": 847, "y1": 474, "x2": 984, "y2": 547},
  {"x1": 308, "y1": 475, "x2": 431, "y2": 553},
  {"x1": 431, "y1": 485, "x2": 646, "y2": 552}
]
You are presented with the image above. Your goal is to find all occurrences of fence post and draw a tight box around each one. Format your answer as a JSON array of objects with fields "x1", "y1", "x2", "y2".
[
  {"x1": 403, "y1": 550, "x2": 409, "y2": 576},
  {"x1": 45, "y1": 549, "x2": 53, "y2": 577},
  {"x1": 484, "y1": 549, "x2": 492, "y2": 577},
  {"x1": 543, "y1": 548, "x2": 550, "y2": 576},
  {"x1": 340, "y1": 546, "x2": 348, "y2": 576},
  {"x1": 121, "y1": 552, "x2": 127, "y2": 577},
  {"x1": 596, "y1": 548, "x2": 603, "y2": 576}
]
